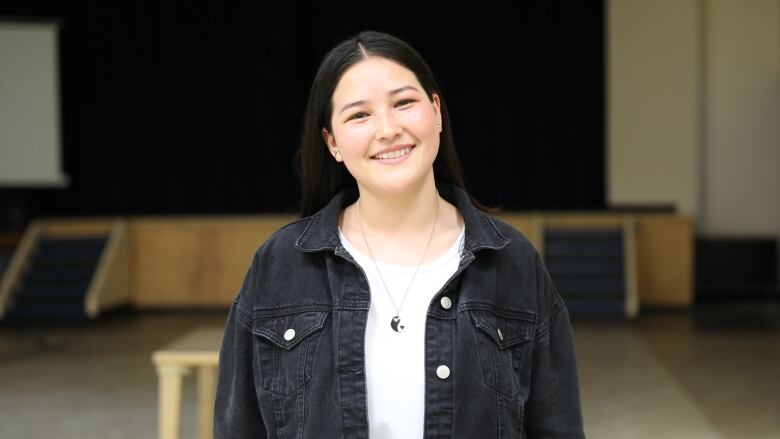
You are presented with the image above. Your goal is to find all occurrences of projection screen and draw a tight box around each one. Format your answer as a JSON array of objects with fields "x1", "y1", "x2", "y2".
[{"x1": 0, "y1": 20, "x2": 68, "y2": 187}]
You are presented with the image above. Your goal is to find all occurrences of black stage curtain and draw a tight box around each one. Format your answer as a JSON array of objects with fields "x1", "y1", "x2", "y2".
[{"x1": 0, "y1": 1, "x2": 603, "y2": 219}]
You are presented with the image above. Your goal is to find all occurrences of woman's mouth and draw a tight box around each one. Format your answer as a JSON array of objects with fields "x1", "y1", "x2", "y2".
[{"x1": 372, "y1": 146, "x2": 414, "y2": 161}]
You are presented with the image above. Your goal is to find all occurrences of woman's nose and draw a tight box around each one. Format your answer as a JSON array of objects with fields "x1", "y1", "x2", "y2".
[{"x1": 374, "y1": 112, "x2": 402, "y2": 141}]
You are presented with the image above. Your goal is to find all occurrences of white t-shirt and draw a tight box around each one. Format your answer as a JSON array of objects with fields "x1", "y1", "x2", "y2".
[{"x1": 338, "y1": 226, "x2": 465, "y2": 439}]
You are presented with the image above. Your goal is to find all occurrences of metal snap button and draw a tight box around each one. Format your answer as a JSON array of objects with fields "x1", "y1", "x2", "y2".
[
  {"x1": 436, "y1": 365, "x2": 450, "y2": 380},
  {"x1": 283, "y1": 329, "x2": 296, "y2": 341},
  {"x1": 440, "y1": 296, "x2": 452, "y2": 310}
]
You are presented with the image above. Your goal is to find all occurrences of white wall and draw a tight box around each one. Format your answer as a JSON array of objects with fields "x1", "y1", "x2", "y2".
[
  {"x1": 608, "y1": 0, "x2": 780, "y2": 281},
  {"x1": 608, "y1": 0, "x2": 780, "y2": 228},
  {"x1": 607, "y1": 0, "x2": 700, "y2": 215},
  {"x1": 702, "y1": 0, "x2": 780, "y2": 238}
]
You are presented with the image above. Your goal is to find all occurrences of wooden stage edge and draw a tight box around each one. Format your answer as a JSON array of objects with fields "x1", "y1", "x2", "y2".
[{"x1": 20, "y1": 213, "x2": 695, "y2": 310}]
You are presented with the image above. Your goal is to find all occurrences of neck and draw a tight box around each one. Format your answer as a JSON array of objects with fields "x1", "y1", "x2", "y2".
[{"x1": 355, "y1": 174, "x2": 439, "y2": 238}]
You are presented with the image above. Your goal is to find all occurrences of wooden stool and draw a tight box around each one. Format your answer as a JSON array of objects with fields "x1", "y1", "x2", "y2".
[{"x1": 152, "y1": 327, "x2": 224, "y2": 439}]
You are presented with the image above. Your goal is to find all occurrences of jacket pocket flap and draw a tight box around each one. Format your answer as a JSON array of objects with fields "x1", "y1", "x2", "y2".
[
  {"x1": 252, "y1": 310, "x2": 329, "y2": 350},
  {"x1": 471, "y1": 309, "x2": 535, "y2": 349}
]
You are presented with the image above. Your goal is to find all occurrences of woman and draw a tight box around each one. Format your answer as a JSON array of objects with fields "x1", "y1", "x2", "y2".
[{"x1": 215, "y1": 30, "x2": 585, "y2": 439}]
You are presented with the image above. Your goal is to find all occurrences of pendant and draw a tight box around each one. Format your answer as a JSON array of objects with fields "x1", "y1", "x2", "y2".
[{"x1": 390, "y1": 316, "x2": 406, "y2": 332}]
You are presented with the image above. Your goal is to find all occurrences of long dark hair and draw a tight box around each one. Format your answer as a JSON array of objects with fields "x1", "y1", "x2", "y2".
[{"x1": 294, "y1": 30, "x2": 485, "y2": 217}]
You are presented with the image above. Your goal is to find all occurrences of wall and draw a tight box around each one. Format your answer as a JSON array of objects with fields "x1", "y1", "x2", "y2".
[
  {"x1": 608, "y1": 0, "x2": 780, "y2": 280},
  {"x1": 702, "y1": 0, "x2": 780, "y2": 239},
  {"x1": 606, "y1": 0, "x2": 700, "y2": 215}
]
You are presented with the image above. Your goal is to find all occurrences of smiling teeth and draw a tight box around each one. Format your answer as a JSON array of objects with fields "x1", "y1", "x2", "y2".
[{"x1": 375, "y1": 147, "x2": 412, "y2": 160}]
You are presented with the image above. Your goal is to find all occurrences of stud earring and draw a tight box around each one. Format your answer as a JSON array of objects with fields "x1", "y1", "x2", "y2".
[{"x1": 335, "y1": 150, "x2": 342, "y2": 161}]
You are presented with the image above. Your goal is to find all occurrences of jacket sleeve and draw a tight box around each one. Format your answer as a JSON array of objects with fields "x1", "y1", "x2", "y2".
[
  {"x1": 214, "y1": 254, "x2": 267, "y2": 438},
  {"x1": 523, "y1": 253, "x2": 586, "y2": 438}
]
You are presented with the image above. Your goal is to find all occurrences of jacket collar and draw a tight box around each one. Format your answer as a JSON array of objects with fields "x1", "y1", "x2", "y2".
[{"x1": 294, "y1": 183, "x2": 509, "y2": 253}]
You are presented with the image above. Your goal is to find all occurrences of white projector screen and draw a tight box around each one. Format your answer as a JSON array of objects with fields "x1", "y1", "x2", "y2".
[{"x1": 0, "y1": 21, "x2": 68, "y2": 187}]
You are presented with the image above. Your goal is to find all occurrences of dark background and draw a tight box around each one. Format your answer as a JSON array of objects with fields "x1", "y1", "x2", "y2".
[{"x1": 0, "y1": 1, "x2": 604, "y2": 223}]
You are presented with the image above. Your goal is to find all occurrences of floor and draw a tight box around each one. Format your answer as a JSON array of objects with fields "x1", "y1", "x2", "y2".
[
  {"x1": 576, "y1": 301, "x2": 780, "y2": 439},
  {"x1": 0, "y1": 302, "x2": 779, "y2": 439}
]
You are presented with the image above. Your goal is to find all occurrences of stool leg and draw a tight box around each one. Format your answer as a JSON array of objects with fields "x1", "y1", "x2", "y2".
[
  {"x1": 197, "y1": 365, "x2": 218, "y2": 439},
  {"x1": 157, "y1": 364, "x2": 190, "y2": 439}
]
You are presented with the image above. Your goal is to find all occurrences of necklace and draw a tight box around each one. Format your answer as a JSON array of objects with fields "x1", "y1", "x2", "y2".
[{"x1": 355, "y1": 192, "x2": 439, "y2": 333}]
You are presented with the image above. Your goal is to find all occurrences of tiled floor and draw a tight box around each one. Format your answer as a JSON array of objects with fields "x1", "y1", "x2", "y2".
[
  {"x1": 0, "y1": 302, "x2": 778, "y2": 438},
  {"x1": 0, "y1": 311, "x2": 226, "y2": 439},
  {"x1": 577, "y1": 300, "x2": 780, "y2": 439}
]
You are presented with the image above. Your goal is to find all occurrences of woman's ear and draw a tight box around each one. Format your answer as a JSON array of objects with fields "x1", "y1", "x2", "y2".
[
  {"x1": 431, "y1": 93, "x2": 442, "y2": 132},
  {"x1": 322, "y1": 128, "x2": 342, "y2": 162}
]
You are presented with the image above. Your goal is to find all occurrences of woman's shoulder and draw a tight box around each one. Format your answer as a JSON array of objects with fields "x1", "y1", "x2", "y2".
[
  {"x1": 253, "y1": 215, "x2": 314, "y2": 257},
  {"x1": 481, "y1": 213, "x2": 540, "y2": 261},
  {"x1": 232, "y1": 214, "x2": 330, "y2": 313}
]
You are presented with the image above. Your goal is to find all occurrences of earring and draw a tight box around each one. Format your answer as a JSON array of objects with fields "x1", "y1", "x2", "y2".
[{"x1": 335, "y1": 150, "x2": 342, "y2": 161}]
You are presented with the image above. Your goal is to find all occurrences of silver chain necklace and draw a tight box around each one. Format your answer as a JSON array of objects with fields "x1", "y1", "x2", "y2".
[{"x1": 355, "y1": 193, "x2": 439, "y2": 333}]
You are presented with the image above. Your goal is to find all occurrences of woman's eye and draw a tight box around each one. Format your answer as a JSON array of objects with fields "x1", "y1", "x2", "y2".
[
  {"x1": 348, "y1": 112, "x2": 368, "y2": 121},
  {"x1": 395, "y1": 99, "x2": 415, "y2": 107}
]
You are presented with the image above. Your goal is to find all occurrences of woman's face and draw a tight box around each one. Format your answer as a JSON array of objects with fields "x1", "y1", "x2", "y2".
[{"x1": 323, "y1": 57, "x2": 442, "y2": 196}]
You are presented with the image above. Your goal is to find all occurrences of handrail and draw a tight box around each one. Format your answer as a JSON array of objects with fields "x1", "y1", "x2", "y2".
[
  {"x1": 623, "y1": 217, "x2": 640, "y2": 319},
  {"x1": 0, "y1": 222, "x2": 41, "y2": 319},
  {"x1": 85, "y1": 220, "x2": 130, "y2": 318}
]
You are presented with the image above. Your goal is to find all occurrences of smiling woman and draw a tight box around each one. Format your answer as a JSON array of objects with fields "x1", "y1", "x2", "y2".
[
  {"x1": 214, "y1": 30, "x2": 585, "y2": 439},
  {"x1": 322, "y1": 57, "x2": 442, "y2": 201}
]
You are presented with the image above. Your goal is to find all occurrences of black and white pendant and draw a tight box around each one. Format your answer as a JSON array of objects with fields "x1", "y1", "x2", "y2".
[{"x1": 390, "y1": 316, "x2": 406, "y2": 332}]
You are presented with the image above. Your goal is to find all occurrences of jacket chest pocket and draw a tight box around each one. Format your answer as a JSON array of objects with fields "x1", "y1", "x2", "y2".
[
  {"x1": 252, "y1": 310, "x2": 329, "y2": 397},
  {"x1": 470, "y1": 309, "x2": 535, "y2": 400}
]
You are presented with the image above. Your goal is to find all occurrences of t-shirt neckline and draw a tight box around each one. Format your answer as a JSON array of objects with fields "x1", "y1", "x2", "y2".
[{"x1": 338, "y1": 225, "x2": 465, "y2": 274}]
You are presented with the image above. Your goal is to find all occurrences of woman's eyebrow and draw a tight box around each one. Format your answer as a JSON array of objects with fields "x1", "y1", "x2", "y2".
[
  {"x1": 389, "y1": 85, "x2": 419, "y2": 95},
  {"x1": 338, "y1": 86, "x2": 421, "y2": 115},
  {"x1": 339, "y1": 100, "x2": 367, "y2": 115}
]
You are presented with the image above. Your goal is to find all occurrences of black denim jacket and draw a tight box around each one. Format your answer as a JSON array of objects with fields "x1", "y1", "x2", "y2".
[{"x1": 215, "y1": 183, "x2": 585, "y2": 439}]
